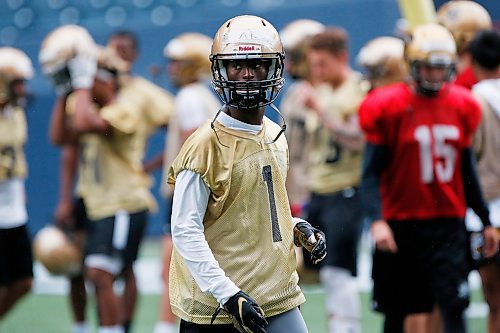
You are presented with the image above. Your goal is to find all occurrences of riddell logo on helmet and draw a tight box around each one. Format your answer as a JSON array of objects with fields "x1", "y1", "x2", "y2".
[{"x1": 239, "y1": 45, "x2": 255, "y2": 51}]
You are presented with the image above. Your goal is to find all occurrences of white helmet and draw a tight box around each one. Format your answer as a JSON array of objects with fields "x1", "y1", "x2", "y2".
[
  {"x1": 0, "y1": 47, "x2": 33, "y2": 104},
  {"x1": 39, "y1": 25, "x2": 98, "y2": 76},
  {"x1": 357, "y1": 36, "x2": 407, "y2": 88}
]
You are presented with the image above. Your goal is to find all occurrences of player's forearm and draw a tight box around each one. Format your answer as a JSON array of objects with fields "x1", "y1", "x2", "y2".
[
  {"x1": 316, "y1": 109, "x2": 364, "y2": 150},
  {"x1": 360, "y1": 143, "x2": 387, "y2": 223},
  {"x1": 72, "y1": 89, "x2": 110, "y2": 135},
  {"x1": 58, "y1": 146, "x2": 78, "y2": 203},
  {"x1": 171, "y1": 170, "x2": 240, "y2": 305},
  {"x1": 49, "y1": 96, "x2": 72, "y2": 146},
  {"x1": 462, "y1": 148, "x2": 491, "y2": 227}
]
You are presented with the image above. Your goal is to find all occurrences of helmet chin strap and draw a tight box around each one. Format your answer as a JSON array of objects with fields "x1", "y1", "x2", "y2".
[{"x1": 210, "y1": 102, "x2": 287, "y2": 147}]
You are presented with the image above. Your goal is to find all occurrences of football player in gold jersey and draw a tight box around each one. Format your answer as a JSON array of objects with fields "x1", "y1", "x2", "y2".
[
  {"x1": 167, "y1": 15, "x2": 326, "y2": 333},
  {"x1": 278, "y1": 19, "x2": 325, "y2": 219},
  {"x1": 106, "y1": 30, "x2": 175, "y2": 333},
  {"x1": 298, "y1": 28, "x2": 368, "y2": 333},
  {"x1": 40, "y1": 25, "x2": 99, "y2": 333},
  {"x1": 154, "y1": 32, "x2": 221, "y2": 333},
  {"x1": 0, "y1": 47, "x2": 33, "y2": 322},
  {"x1": 41, "y1": 26, "x2": 174, "y2": 333}
]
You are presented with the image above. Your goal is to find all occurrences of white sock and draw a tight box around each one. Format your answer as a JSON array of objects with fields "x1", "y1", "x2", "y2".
[
  {"x1": 320, "y1": 266, "x2": 361, "y2": 333},
  {"x1": 98, "y1": 325, "x2": 124, "y2": 333},
  {"x1": 153, "y1": 321, "x2": 177, "y2": 333},
  {"x1": 72, "y1": 322, "x2": 90, "y2": 333}
]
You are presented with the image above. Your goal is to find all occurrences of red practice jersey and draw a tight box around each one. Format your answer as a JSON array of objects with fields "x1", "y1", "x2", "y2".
[
  {"x1": 454, "y1": 66, "x2": 478, "y2": 90},
  {"x1": 359, "y1": 83, "x2": 481, "y2": 221}
]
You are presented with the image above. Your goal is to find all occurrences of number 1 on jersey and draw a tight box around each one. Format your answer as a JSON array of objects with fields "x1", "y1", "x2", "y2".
[{"x1": 262, "y1": 165, "x2": 282, "y2": 242}]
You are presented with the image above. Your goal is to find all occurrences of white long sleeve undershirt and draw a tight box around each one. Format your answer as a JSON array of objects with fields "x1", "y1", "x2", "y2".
[{"x1": 170, "y1": 111, "x2": 262, "y2": 305}]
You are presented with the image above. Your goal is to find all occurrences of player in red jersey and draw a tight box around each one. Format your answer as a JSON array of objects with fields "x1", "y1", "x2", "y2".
[{"x1": 359, "y1": 23, "x2": 499, "y2": 333}]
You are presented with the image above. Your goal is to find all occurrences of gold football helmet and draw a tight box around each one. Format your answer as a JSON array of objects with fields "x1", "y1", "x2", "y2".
[
  {"x1": 163, "y1": 32, "x2": 213, "y2": 87},
  {"x1": 210, "y1": 15, "x2": 285, "y2": 109},
  {"x1": 33, "y1": 226, "x2": 82, "y2": 277},
  {"x1": 279, "y1": 19, "x2": 325, "y2": 79},
  {"x1": 437, "y1": 1, "x2": 492, "y2": 54},
  {"x1": 38, "y1": 24, "x2": 98, "y2": 76},
  {"x1": 405, "y1": 23, "x2": 457, "y2": 95},
  {"x1": 357, "y1": 36, "x2": 407, "y2": 89},
  {"x1": 0, "y1": 47, "x2": 33, "y2": 105}
]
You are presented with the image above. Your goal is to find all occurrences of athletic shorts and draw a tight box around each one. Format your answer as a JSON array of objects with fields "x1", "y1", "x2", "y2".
[
  {"x1": 372, "y1": 218, "x2": 470, "y2": 315},
  {"x1": 0, "y1": 224, "x2": 33, "y2": 286},
  {"x1": 72, "y1": 197, "x2": 88, "y2": 231},
  {"x1": 85, "y1": 210, "x2": 148, "y2": 266},
  {"x1": 305, "y1": 188, "x2": 363, "y2": 276}
]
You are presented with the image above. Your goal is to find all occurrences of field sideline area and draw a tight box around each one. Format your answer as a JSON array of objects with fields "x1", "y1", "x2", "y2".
[{"x1": 0, "y1": 238, "x2": 488, "y2": 333}]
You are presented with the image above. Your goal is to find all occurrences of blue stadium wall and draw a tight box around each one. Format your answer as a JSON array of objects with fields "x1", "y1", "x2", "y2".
[{"x1": 0, "y1": 0, "x2": 498, "y2": 237}]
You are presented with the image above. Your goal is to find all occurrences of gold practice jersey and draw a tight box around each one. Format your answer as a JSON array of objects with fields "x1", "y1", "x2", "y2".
[
  {"x1": 0, "y1": 106, "x2": 27, "y2": 181},
  {"x1": 308, "y1": 72, "x2": 368, "y2": 194},
  {"x1": 168, "y1": 117, "x2": 305, "y2": 324},
  {"x1": 161, "y1": 82, "x2": 220, "y2": 197},
  {"x1": 68, "y1": 80, "x2": 173, "y2": 220},
  {"x1": 119, "y1": 75, "x2": 174, "y2": 136}
]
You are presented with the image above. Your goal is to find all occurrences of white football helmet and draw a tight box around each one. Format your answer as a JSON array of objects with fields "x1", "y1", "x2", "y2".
[
  {"x1": 357, "y1": 36, "x2": 407, "y2": 88},
  {"x1": 280, "y1": 19, "x2": 325, "y2": 79},
  {"x1": 0, "y1": 47, "x2": 33, "y2": 105},
  {"x1": 33, "y1": 226, "x2": 82, "y2": 277},
  {"x1": 405, "y1": 23, "x2": 457, "y2": 95},
  {"x1": 163, "y1": 32, "x2": 213, "y2": 87},
  {"x1": 39, "y1": 25, "x2": 98, "y2": 77},
  {"x1": 210, "y1": 15, "x2": 285, "y2": 109}
]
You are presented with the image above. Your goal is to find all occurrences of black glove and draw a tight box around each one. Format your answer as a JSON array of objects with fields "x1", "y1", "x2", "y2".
[
  {"x1": 224, "y1": 291, "x2": 268, "y2": 333},
  {"x1": 294, "y1": 220, "x2": 327, "y2": 264}
]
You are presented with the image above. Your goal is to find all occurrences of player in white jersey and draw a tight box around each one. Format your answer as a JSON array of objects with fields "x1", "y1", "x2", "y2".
[{"x1": 153, "y1": 32, "x2": 220, "y2": 333}]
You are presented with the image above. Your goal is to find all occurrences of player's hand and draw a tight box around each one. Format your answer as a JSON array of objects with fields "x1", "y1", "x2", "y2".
[
  {"x1": 371, "y1": 220, "x2": 398, "y2": 253},
  {"x1": 296, "y1": 81, "x2": 319, "y2": 111},
  {"x1": 49, "y1": 66, "x2": 72, "y2": 96},
  {"x1": 294, "y1": 220, "x2": 327, "y2": 264},
  {"x1": 54, "y1": 199, "x2": 74, "y2": 227},
  {"x1": 224, "y1": 291, "x2": 268, "y2": 333},
  {"x1": 482, "y1": 226, "x2": 499, "y2": 258},
  {"x1": 68, "y1": 54, "x2": 97, "y2": 90}
]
